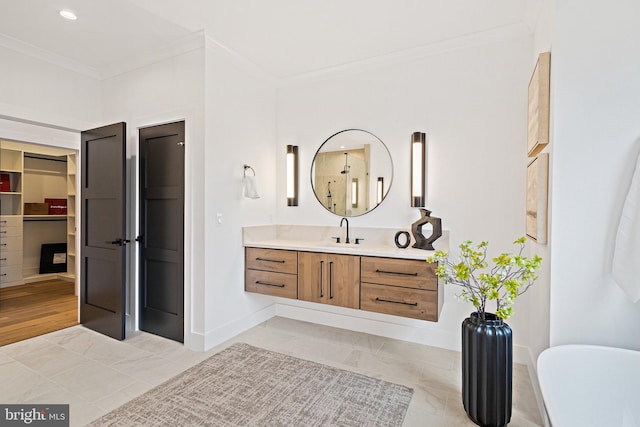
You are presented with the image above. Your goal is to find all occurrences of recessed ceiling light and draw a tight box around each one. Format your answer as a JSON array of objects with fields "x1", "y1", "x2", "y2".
[{"x1": 59, "y1": 10, "x2": 77, "y2": 20}]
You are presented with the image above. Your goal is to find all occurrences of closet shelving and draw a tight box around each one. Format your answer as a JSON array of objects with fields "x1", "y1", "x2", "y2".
[
  {"x1": 62, "y1": 153, "x2": 77, "y2": 281},
  {"x1": 0, "y1": 141, "x2": 78, "y2": 287},
  {"x1": 0, "y1": 148, "x2": 23, "y2": 216}
]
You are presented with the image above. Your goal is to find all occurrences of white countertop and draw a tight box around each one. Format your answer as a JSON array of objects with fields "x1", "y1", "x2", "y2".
[{"x1": 243, "y1": 224, "x2": 449, "y2": 260}]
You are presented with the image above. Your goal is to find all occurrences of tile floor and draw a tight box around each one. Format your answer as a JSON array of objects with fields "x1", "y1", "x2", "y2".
[{"x1": 0, "y1": 317, "x2": 543, "y2": 426}]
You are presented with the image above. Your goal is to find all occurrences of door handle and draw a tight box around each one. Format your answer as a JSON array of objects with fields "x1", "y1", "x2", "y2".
[
  {"x1": 255, "y1": 281, "x2": 285, "y2": 288},
  {"x1": 319, "y1": 260, "x2": 324, "y2": 298},
  {"x1": 106, "y1": 239, "x2": 131, "y2": 246},
  {"x1": 375, "y1": 269, "x2": 419, "y2": 276},
  {"x1": 329, "y1": 261, "x2": 334, "y2": 299},
  {"x1": 375, "y1": 297, "x2": 419, "y2": 307},
  {"x1": 135, "y1": 235, "x2": 143, "y2": 243},
  {"x1": 255, "y1": 257, "x2": 285, "y2": 263}
]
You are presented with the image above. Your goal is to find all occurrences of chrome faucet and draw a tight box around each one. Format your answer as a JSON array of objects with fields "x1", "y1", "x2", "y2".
[{"x1": 340, "y1": 217, "x2": 350, "y2": 244}]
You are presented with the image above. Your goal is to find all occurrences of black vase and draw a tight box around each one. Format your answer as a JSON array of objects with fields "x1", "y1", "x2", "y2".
[{"x1": 461, "y1": 312, "x2": 513, "y2": 427}]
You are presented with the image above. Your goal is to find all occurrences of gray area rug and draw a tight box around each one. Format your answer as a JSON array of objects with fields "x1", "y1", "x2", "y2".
[{"x1": 88, "y1": 343, "x2": 413, "y2": 427}]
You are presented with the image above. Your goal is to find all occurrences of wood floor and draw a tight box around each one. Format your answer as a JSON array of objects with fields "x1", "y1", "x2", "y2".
[{"x1": 0, "y1": 279, "x2": 78, "y2": 347}]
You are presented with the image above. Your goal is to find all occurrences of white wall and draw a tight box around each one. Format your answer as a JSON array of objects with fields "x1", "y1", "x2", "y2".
[
  {"x1": 201, "y1": 38, "x2": 278, "y2": 349},
  {"x1": 276, "y1": 34, "x2": 535, "y2": 352},
  {"x1": 0, "y1": 46, "x2": 101, "y2": 131},
  {"x1": 527, "y1": 0, "x2": 554, "y2": 367},
  {"x1": 2, "y1": 32, "x2": 279, "y2": 351},
  {"x1": 101, "y1": 45, "x2": 207, "y2": 348},
  {"x1": 550, "y1": 0, "x2": 640, "y2": 349}
]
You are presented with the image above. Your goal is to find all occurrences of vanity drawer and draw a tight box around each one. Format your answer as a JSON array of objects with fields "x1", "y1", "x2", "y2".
[
  {"x1": 245, "y1": 269, "x2": 298, "y2": 299},
  {"x1": 361, "y1": 256, "x2": 437, "y2": 290},
  {"x1": 361, "y1": 282, "x2": 438, "y2": 321},
  {"x1": 246, "y1": 248, "x2": 297, "y2": 274}
]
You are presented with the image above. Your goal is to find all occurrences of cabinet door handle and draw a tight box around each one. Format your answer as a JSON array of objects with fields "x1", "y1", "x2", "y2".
[
  {"x1": 375, "y1": 297, "x2": 418, "y2": 307},
  {"x1": 0, "y1": 231, "x2": 7, "y2": 234},
  {"x1": 0, "y1": 258, "x2": 7, "y2": 261},
  {"x1": 1, "y1": 273, "x2": 7, "y2": 277},
  {"x1": 255, "y1": 280, "x2": 285, "y2": 288},
  {"x1": 319, "y1": 260, "x2": 324, "y2": 298},
  {"x1": 256, "y1": 257, "x2": 285, "y2": 263},
  {"x1": 329, "y1": 261, "x2": 334, "y2": 299},
  {"x1": 375, "y1": 269, "x2": 419, "y2": 277}
]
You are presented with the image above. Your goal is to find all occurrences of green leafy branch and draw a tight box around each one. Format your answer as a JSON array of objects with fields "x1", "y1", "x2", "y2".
[{"x1": 427, "y1": 237, "x2": 542, "y2": 320}]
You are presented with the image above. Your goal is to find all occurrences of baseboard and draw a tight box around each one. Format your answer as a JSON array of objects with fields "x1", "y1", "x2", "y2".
[
  {"x1": 528, "y1": 348, "x2": 552, "y2": 427},
  {"x1": 274, "y1": 301, "x2": 532, "y2": 364},
  {"x1": 21, "y1": 273, "x2": 73, "y2": 284},
  {"x1": 190, "y1": 304, "x2": 277, "y2": 351},
  {"x1": 513, "y1": 344, "x2": 531, "y2": 365},
  {"x1": 275, "y1": 301, "x2": 459, "y2": 351},
  {"x1": 274, "y1": 302, "x2": 548, "y2": 424}
]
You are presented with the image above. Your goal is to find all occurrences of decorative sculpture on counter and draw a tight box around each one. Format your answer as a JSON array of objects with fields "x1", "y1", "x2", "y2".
[
  {"x1": 394, "y1": 231, "x2": 411, "y2": 248},
  {"x1": 411, "y1": 208, "x2": 442, "y2": 250}
]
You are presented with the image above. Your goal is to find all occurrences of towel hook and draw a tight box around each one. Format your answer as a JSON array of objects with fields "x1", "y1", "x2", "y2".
[{"x1": 243, "y1": 164, "x2": 256, "y2": 177}]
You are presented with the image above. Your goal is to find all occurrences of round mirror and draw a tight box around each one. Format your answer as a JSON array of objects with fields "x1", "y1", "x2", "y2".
[{"x1": 311, "y1": 129, "x2": 393, "y2": 217}]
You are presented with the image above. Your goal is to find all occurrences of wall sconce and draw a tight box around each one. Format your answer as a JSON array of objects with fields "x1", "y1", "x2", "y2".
[
  {"x1": 286, "y1": 145, "x2": 298, "y2": 206},
  {"x1": 377, "y1": 177, "x2": 384, "y2": 205},
  {"x1": 411, "y1": 132, "x2": 426, "y2": 207},
  {"x1": 351, "y1": 178, "x2": 358, "y2": 208}
]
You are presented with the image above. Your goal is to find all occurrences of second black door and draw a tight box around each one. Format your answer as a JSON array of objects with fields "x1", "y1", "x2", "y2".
[{"x1": 139, "y1": 121, "x2": 185, "y2": 342}]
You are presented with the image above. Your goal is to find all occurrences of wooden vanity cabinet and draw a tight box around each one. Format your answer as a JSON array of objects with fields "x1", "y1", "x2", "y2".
[
  {"x1": 244, "y1": 247, "x2": 442, "y2": 322},
  {"x1": 297, "y1": 251, "x2": 360, "y2": 309},
  {"x1": 360, "y1": 256, "x2": 442, "y2": 321},
  {"x1": 245, "y1": 247, "x2": 298, "y2": 298}
]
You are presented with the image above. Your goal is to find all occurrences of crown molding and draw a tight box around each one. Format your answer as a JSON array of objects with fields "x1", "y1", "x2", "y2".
[
  {"x1": 523, "y1": 0, "x2": 544, "y2": 33},
  {"x1": 0, "y1": 33, "x2": 102, "y2": 79},
  {"x1": 204, "y1": 35, "x2": 277, "y2": 85},
  {"x1": 0, "y1": 30, "x2": 206, "y2": 81},
  {"x1": 279, "y1": 22, "x2": 533, "y2": 87},
  {"x1": 2, "y1": 21, "x2": 533, "y2": 85},
  {"x1": 102, "y1": 31, "x2": 206, "y2": 79}
]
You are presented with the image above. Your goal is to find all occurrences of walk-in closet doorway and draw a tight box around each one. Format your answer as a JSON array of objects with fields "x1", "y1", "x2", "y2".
[{"x1": 0, "y1": 139, "x2": 79, "y2": 346}]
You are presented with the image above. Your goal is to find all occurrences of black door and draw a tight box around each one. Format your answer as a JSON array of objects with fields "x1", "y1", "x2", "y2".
[
  {"x1": 139, "y1": 121, "x2": 185, "y2": 343},
  {"x1": 80, "y1": 122, "x2": 127, "y2": 340}
]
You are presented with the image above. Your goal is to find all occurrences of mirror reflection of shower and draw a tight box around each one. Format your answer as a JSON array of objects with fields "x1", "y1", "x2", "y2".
[
  {"x1": 311, "y1": 129, "x2": 393, "y2": 217},
  {"x1": 326, "y1": 180, "x2": 336, "y2": 211},
  {"x1": 341, "y1": 153, "x2": 350, "y2": 213},
  {"x1": 314, "y1": 148, "x2": 367, "y2": 216},
  {"x1": 341, "y1": 152, "x2": 350, "y2": 175}
]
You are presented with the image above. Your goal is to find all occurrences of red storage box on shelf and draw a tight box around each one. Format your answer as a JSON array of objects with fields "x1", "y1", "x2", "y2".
[
  {"x1": 45, "y1": 198, "x2": 67, "y2": 215},
  {"x1": 0, "y1": 173, "x2": 10, "y2": 192}
]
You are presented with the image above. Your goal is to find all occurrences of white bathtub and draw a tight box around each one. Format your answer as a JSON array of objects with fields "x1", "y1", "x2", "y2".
[{"x1": 537, "y1": 345, "x2": 640, "y2": 427}]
